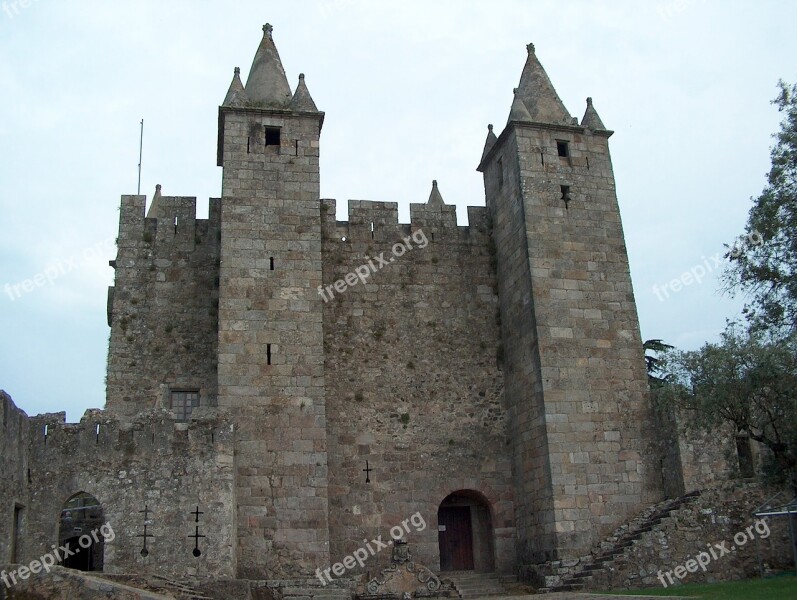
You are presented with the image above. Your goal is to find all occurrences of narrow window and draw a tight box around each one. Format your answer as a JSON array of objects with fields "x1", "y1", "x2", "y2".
[
  {"x1": 497, "y1": 157, "x2": 504, "y2": 189},
  {"x1": 44, "y1": 424, "x2": 48, "y2": 446},
  {"x1": 269, "y1": 257, "x2": 275, "y2": 271},
  {"x1": 556, "y1": 140, "x2": 570, "y2": 158},
  {"x1": 265, "y1": 126, "x2": 281, "y2": 147},
  {"x1": 11, "y1": 504, "x2": 23, "y2": 563},
  {"x1": 560, "y1": 185, "x2": 571, "y2": 209},
  {"x1": 170, "y1": 390, "x2": 200, "y2": 422},
  {"x1": 173, "y1": 216, "x2": 178, "y2": 234},
  {"x1": 540, "y1": 151, "x2": 545, "y2": 166},
  {"x1": 247, "y1": 137, "x2": 250, "y2": 154},
  {"x1": 266, "y1": 344, "x2": 272, "y2": 365},
  {"x1": 370, "y1": 222, "x2": 375, "y2": 240},
  {"x1": 95, "y1": 423, "x2": 100, "y2": 445},
  {"x1": 295, "y1": 140, "x2": 299, "y2": 156}
]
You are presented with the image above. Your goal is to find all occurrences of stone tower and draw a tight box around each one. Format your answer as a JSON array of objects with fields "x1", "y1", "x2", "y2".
[
  {"x1": 216, "y1": 24, "x2": 330, "y2": 578},
  {"x1": 478, "y1": 44, "x2": 659, "y2": 578}
]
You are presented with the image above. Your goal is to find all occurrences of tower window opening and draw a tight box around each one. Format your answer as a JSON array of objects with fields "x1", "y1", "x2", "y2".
[
  {"x1": 497, "y1": 158, "x2": 504, "y2": 189},
  {"x1": 265, "y1": 126, "x2": 281, "y2": 147},
  {"x1": 270, "y1": 257, "x2": 275, "y2": 271},
  {"x1": 170, "y1": 390, "x2": 200, "y2": 422},
  {"x1": 247, "y1": 137, "x2": 251, "y2": 154},
  {"x1": 295, "y1": 140, "x2": 299, "y2": 156},
  {"x1": 370, "y1": 222, "x2": 375, "y2": 239},
  {"x1": 556, "y1": 140, "x2": 570, "y2": 158},
  {"x1": 267, "y1": 343, "x2": 272, "y2": 365}
]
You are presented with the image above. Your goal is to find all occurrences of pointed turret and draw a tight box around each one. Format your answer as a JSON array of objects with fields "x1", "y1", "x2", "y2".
[
  {"x1": 244, "y1": 23, "x2": 293, "y2": 108},
  {"x1": 481, "y1": 124, "x2": 498, "y2": 163},
  {"x1": 427, "y1": 180, "x2": 445, "y2": 207},
  {"x1": 289, "y1": 73, "x2": 319, "y2": 112},
  {"x1": 515, "y1": 43, "x2": 572, "y2": 125},
  {"x1": 581, "y1": 97, "x2": 607, "y2": 131},
  {"x1": 508, "y1": 88, "x2": 533, "y2": 123},
  {"x1": 223, "y1": 67, "x2": 249, "y2": 107}
]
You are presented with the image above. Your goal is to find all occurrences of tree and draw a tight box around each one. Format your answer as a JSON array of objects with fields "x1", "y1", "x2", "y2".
[
  {"x1": 659, "y1": 325, "x2": 797, "y2": 492},
  {"x1": 725, "y1": 80, "x2": 797, "y2": 336},
  {"x1": 643, "y1": 338, "x2": 674, "y2": 389}
]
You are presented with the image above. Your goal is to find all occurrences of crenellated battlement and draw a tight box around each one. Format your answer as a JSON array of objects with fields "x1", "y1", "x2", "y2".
[
  {"x1": 27, "y1": 408, "x2": 233, "y2": 460},
  {"x1": 320, "y1": 188, "x2": 491, "y2": 245},
  {"x1": 116, "y1": 192, "x2": 221, "y2": 253}
]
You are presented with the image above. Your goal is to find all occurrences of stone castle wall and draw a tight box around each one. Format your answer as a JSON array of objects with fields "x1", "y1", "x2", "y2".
[
  {"x1": 106, "y1": 194, "x2": 221, "y2": 419},
  {"x1": 320, "y1": 197, "x2": 517, "y2": 574},
  {"x1": 0, "y1": 392, "x2": 31, "y2": 565},
  {"x1": 18, "y1": 406, "x2": 236, "y2": 579}
]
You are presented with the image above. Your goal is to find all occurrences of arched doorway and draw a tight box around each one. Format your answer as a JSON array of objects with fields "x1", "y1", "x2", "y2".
[
  {"x1": 58, "y1": 492, "x2": 105, "y2": 572},
  {"x1": 438, "y1": 490, "x2": 495, "y2": 572}
]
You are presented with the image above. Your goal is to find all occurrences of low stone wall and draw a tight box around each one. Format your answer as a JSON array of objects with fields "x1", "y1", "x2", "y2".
[
  {"x1": 591, "y1": 481, "x2": 794, "y2": 590},
  {"x1": 0, "y1": 565, "x2": 173, "y2": 599}
]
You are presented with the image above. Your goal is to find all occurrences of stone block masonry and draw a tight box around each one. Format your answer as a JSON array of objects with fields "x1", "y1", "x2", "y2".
[{"x1": 0, "y1": 392, "x2": 236, "y2": 580}]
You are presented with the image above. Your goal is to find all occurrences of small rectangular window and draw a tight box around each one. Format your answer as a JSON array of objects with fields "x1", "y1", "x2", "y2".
[
  {"x1": 497, "y1": 157, "x2": 504, "y2": 189},
  {"x1": 265, "y1": 126, "x2": 281, "y2": 147},
  {"x1": 170, "y1": 390, "x2": 200, "y2": 422},
  {"x1": 556, "y1": 140, "x2": 570, "y2": 158}
]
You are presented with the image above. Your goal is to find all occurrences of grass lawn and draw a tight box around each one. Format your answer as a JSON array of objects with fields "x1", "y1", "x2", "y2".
[{"x1": 601, "y1": 574, "x2": 797, "y2": 599}]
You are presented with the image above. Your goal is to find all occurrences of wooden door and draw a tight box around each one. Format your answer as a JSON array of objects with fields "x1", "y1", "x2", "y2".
[{"x1": 438, "y1": 506, "x2": 474, "y2": 571}]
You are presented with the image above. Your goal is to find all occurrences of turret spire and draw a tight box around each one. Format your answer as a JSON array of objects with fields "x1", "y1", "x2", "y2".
[
  {"x1": 508, "y1": 88, "x2": 533, "y2": 123},
  {"x1": 244, "y1": 23, "x2": 293, "y2": 108},
  {"x1": 481, "y1": 124, "x2": 498, "y2": 163},
  {"x1": 580, "y1": 97, "x2": 607, "y2": 131},
  {"x1": 223, "y1": 67, "x2": 249, "y2": 107},
  {"x1": 289, "y1": 73, "x2": 319, "y2": 112},
  {"x1": 427, "y1": 180, "x2": 445, "y2": 206},
  {"x1": 513, "y1": 43, "x2": 572, "y2": 125}
]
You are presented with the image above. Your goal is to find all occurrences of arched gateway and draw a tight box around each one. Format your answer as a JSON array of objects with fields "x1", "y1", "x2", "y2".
[
  {"x1": 58, "y1": 492, "x2": 106, "y2": 572},
  {"x1": 437, "y1": 490, "x2": 495, "y2": 572}
]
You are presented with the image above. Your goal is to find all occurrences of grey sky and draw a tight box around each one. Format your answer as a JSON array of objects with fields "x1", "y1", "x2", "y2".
[{"x1": 1, "y1": 0, "x2": 795, "y2": 420}]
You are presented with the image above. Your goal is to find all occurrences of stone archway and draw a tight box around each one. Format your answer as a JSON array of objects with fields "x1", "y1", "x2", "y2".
[
  {"x1": 58, "y1": 492, "x2": 105, "y2": 572},
  {"x1": 437, "y1": 490, "x2": 495, "y2": 572}
]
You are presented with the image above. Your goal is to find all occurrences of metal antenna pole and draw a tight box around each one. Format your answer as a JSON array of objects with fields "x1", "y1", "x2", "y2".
[{"x1": 137, "y1": 119, "x2": 144, "y2": 194}]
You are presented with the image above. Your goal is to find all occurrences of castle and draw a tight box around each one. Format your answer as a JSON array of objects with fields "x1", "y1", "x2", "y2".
[{"x1": 1, "y1": 23, "x2": 743, "y2": 594}]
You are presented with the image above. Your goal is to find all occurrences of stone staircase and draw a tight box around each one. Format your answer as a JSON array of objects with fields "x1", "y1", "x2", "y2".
[
  {"x1": 444, "y1": 571, "x2": 513, "y2": 598},
  {"x1": 537, "y1": 490, "x2": 702, "y2": 593}
]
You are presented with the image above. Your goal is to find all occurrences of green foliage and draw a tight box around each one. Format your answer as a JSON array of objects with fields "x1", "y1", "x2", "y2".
[
  {"x1": 606, "y1": 575, "x2": 797, "y2": 599},
  {"x1": 643, "y1": 339, "x2": 674, "y2": 388},
  {"x1": 657, "y1": 324, "x2": 797, "y2": 491},
  {"x1": 725, "y1": 81, "x2": 797, "y2": 336}
]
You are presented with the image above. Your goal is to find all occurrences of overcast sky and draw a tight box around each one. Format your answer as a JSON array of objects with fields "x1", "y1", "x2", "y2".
[{"x1": 1, "y1": 0, "x2": 795, "y2": 420}]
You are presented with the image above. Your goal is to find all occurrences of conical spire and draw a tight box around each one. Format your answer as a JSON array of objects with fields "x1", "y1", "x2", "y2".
[
  {"x1": 223, "y1": 67, "x2": 249, "y2": 107},
  {"x1": 580, "y1": 97, "x2": 607, "y2": 130},
  {"x1": 427, "y1": 180, "x2": 445, "y2": 207},
  {"x1": 244, "y1": 23, "x2": 293, "y2": 108},
  {"x1": 515, "y1": 43, "x2": 571, "y2": 125},
  {"x1": 508, "y1": 88, "x2": 533, "y2": 123},
  {"x1": 481, "y1": 124, "x2": 498, "y2": 162},
  {"x1": 289, "y1": 73, "x2": 319, "y2": 112}
]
